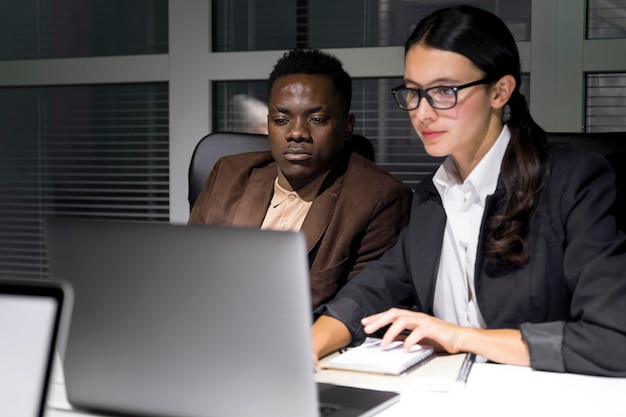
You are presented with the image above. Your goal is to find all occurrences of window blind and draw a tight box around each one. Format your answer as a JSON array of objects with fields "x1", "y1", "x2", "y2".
[
  {"x1": 213, "y1": 78, "x2": 440, "y2": 187},
  {"x1": 0, "y1": 83, "x2": 169, "y2": 281},
  {"x1": 587, "y1": 0, "x2": 626, "y2": 39},
  {"x1": 586, "y1": 73, "x2": 626, "y2": 131},
  {"x1": 0, "y1": 0, "x2": 168, "y2": 60},
  {"x1": 213, "y1": 0, "x2": 531, "y2": 52},
  {"x1": 214, "y1": 74, "x2": 530, "y2": 188},
  {"x1": 351, "y1": 78, "x2": 443, "y2": 187}
]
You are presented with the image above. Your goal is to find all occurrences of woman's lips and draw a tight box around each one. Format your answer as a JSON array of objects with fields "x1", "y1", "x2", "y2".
[{"x1": 421, "y1": 130, "x2": 444, "y2": 141}]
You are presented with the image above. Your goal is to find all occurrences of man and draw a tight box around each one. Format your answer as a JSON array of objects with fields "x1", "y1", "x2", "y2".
[{"x1": 189, "y1": 49, "x2": 412, "y2": 308}]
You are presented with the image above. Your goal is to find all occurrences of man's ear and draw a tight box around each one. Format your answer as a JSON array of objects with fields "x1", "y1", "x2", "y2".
[
  {"x1": 491, "y1": 74, "x2": 516, "y2": 109},
  {"x1": 344, "y1": 114, "x2": 356, "y2": 140}
]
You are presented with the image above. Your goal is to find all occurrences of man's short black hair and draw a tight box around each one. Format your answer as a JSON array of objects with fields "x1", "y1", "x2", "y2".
[{"x1": 267, "y1": 49, "x2": 352, "y2": 115}]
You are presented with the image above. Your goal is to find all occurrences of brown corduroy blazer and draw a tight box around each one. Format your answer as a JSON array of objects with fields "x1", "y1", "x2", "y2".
[{"x1": 188, "y1": 149, "x2": 412, "y2": 308}]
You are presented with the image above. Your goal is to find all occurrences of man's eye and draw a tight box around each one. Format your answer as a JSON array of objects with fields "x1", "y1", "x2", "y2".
[
  {"x1": 273, "y1": 118, "x2": 288, "y2": 125},
  {"x1": 310, "y1": 117, "x2": 327, "y2": 124}
]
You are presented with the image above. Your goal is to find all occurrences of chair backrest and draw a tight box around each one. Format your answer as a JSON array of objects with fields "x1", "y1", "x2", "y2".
[
  {"x1": 187, "y1": 132, "x2": 375, "y2": 210},
  {"x1": 546, "y1": 131, "x2": 626, "y2": 232},
  {"x1": 188, "y1": 132, "x2": 269, "y2": 209}
]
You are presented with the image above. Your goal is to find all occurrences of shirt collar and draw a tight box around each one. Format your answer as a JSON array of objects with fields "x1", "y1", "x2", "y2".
[
  {"x1": 433, "y1": 125, "x2": 511, "y2": 203},
  {"x1": 270, "y1": 172, "x2": 328, "y2": 207}
]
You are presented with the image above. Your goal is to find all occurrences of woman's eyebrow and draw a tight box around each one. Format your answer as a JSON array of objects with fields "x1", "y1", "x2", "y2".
[{"x1": 404, "y1": 77, "x2": 460, "y2": 87}]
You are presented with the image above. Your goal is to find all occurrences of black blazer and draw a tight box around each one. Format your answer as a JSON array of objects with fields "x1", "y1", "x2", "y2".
[{"x1": 317, "y1": 145, "x2": 626, "y2": 377}]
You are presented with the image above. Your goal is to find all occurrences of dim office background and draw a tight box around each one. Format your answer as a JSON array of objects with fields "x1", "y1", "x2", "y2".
[{"x1": 0, "y1": 0, "x2": 625, "y2": 282}]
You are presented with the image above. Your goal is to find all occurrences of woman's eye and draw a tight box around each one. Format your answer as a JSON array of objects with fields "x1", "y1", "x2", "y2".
[
  {"x1": 432, "y1": 87, "x2": 455, "y2": 97},
  {"x1": 401, "y1": 89, "x2": 419, "y2": 102}
]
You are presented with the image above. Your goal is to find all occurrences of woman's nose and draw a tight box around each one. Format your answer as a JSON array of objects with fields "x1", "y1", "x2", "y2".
[{"x1": 412, "y1": 98, "x2": 438, "y2": 124}]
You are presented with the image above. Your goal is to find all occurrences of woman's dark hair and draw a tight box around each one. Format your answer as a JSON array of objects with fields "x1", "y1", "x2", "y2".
[
  {"x1": 407, "y1": 5, "x2": 549, "y2": 268},
  {"x1": 267, "y1": 48, "x2": 352, "y2": 116}
]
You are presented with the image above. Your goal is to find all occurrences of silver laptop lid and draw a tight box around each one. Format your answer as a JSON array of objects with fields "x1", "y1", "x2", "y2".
[
  {"x1": 0, "y1": 279, "x2": 69, "y2": 417},
  {"x1": 45, "y1": 218, "x2": 317, "y2": 417}
]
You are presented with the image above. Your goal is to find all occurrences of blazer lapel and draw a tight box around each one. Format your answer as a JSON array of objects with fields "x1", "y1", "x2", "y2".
[
  {"x1": 300, "y1": 154, "x2": 349, "y2": 253},
  {"x1": 411, "y1": 180, "x2": 446, "y2": 314},
  {"x1": 300, "y1": 174, "x2": 342, "y2": 253},
  {"x1": 476, "y1": 182, "x2": 512, "y2": 279},
  {"x1": 231, "y1": 164, "x2": 276, "y2": 227}
]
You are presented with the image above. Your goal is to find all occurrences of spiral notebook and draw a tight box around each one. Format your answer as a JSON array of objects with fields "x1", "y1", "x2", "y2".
[{"x1": 324, "y1": 337, "x2": 435, "y2": 375}]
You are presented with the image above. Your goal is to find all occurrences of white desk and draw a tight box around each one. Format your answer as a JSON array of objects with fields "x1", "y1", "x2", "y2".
[
  {"x1": 46, "y1": 360, "x2": 626, "y2": 417},
  {"x1": 322, "y1": 361, "x2": 626, "y2": 417}
]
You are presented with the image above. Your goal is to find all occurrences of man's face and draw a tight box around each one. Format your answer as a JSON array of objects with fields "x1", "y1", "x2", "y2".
[{"x1": 268, "y1": 74, "x2": 354, "y2": 191}]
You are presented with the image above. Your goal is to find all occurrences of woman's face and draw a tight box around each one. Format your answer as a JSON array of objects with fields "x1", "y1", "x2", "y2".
[{"x1": 404, "y1": 44, "x2": 504, "y2": 177}]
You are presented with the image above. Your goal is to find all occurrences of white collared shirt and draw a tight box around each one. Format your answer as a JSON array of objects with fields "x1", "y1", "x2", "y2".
[{"x1": 432, "y1": 125, "x2": 511, "y2": 328}]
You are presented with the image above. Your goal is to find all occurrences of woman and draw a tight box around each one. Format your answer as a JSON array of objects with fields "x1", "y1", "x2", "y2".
[{"x1": 312, "y1": 5, "x2": 626, "y2": 376}]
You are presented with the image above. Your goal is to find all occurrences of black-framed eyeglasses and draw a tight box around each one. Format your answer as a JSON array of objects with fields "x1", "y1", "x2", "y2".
[{"x1": 391, "y1": 78, "x2": 491, "y2": 111}]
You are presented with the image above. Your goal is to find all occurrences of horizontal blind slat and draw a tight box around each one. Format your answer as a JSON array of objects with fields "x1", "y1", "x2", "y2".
[
  {"x1": 586, "y1": 73, "x2": 626, "y2": 131},
  {"x1": 1, "y1": 82, "x2": 169, "y2": 281}
]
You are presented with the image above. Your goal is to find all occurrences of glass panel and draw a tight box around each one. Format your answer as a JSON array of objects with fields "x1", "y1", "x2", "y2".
[
  {"x1": 0, "y1": 83, "x2": 169, "y2": 281},
  {"x1": 586, "y1": 73, "x2": 626, "y2": 131},
  {"x1": 213, "y1": 82, "x2": 269, "y2": 134},
  {"x1": 351, "y1": 77, "x2": 443, "y2": 186},
  {"x1": 587, "y1": 0, "x2": 626, "y2": 39},
  {"x1": 213, "y1": 0, "x2": 531, "y2": 52},
  {"x1": 0, "y1": 0, "x2": 168, "y2": 60},
  {"x1": 214, "y1": 75, "x2": 530, "y2": 187},
  {"x1": 212, "y1": 1, "x2": 297, "y2": 52}
]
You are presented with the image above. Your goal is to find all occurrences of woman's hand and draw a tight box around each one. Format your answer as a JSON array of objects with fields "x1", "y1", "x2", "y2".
[
  {"x1": 361, "y1": 308, "x2": 530, "y2": 366},
  {"x1": 361, "y1": 308, "x2": 463, "y2": 353}
]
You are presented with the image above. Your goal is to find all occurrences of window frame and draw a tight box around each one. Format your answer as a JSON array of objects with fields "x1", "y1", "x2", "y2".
[{"x1": 0, "y1": 0, "x2": 625, "y2": 225}]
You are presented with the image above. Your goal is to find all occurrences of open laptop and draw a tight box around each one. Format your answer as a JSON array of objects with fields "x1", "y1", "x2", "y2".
[
  {"x1": 0, "y1": 279, "x2": 70, "y2": 417},
  {"x1": 45, "y1": 217, "x2": 399, "y2": 417}
]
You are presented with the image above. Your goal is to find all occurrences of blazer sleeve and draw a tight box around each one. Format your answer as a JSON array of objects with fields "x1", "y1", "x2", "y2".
[
  {"x1": 188, "y1": 158, "x2": 223, "y2": 224},
  {"x1": 315, "y1": 224, "x2": 416, "y2": 345},
  {"x1": 521, "y1": 150, "x2": 626, "y2": 376},
  {"x1": 188, "y1": 151, "x2": 273, "y2": 226}
]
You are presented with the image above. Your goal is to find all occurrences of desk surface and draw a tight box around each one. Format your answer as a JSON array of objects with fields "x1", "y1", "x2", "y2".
[{"x1": 46, "y1": 360, "x2": 626, "y2": 417}]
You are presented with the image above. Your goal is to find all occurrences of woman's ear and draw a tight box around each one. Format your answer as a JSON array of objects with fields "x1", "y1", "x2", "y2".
[{"x1": 491, "y1": 74, "x2": 516, "y2": 109}]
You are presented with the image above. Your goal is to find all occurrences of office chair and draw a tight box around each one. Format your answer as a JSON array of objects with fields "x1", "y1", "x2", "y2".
[
  {"x1": 546, "y1": 131, "x2": 626, "y2": 232},
  {"x1": 188, "y1": 132, "x2": 375, "y2": 210}
]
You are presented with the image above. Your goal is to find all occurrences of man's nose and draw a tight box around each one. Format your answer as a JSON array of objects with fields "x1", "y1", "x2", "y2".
[{"x1": 288, "y1": 118, "x2": 311, "y2": 141}]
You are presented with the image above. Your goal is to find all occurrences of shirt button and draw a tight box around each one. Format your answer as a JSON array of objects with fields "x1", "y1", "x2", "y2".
[{"x1": 288, "y1": 194, "x2": 296, "y2": 200}]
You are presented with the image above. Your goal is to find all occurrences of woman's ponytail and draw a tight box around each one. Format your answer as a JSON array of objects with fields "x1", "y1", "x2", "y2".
[{"x1": 484, "y1": 90, "x2": 549, "y2": 268}]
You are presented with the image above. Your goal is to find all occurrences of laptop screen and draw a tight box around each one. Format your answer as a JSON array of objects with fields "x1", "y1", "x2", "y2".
[
  {"x1": 46, "y1": 218, "x2": 319, "y2": 417},
  {"x1": 45, "y1": 218, "x2": 399, "y2": 417},
  {"x1": 0, "y1": 282, "x2": 66, "y2": 417}
]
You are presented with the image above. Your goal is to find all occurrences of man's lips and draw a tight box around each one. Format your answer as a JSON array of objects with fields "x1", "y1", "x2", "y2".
[{"x1": 283, "y1": 148, "x2": 313, "y2": 161}]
